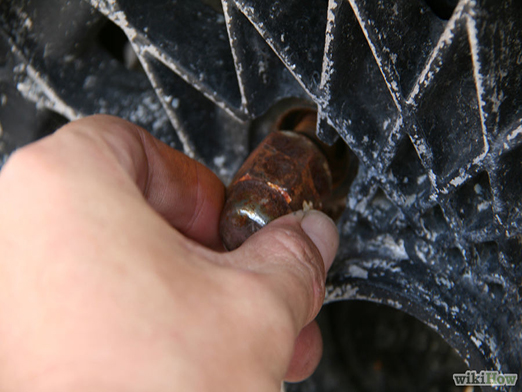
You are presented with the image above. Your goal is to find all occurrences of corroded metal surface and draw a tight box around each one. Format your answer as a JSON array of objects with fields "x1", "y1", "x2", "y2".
[
  {"x1": 220, "y1": 110, "x2": 356, "y2": 250},
  {"x1": 220, "y1": 127, "x2": 333, "y2": 250}
]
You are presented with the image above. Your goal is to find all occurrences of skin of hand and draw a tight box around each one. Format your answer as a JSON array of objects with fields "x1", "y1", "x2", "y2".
[{"x1": 0, "y1": 115, "x2": 339, "y2": 392}]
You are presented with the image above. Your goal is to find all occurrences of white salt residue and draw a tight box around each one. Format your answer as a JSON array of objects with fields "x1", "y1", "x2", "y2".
[
  {"x1": 491, "y1": 89, "x2": 504, "y2": 114},
  {"x1": 111, "y1": 11, "x2": 136, "y2": 40},
  {"x1": 415, "y1": 241, "x2": 431, "y2": 264},
  {"x1": 391, "y1": 3, "x2": 399, "y2": 16},
  {"x1": 221, "y1": 1, "x2": 248, "y2": 109},
  {"x1": 22, "y1": 17, "x2": 33, "y2": 30},
  {"x1": 324, "y1": 283, "x2": 359, "y2": 302},
  {"x1": 171, "y1": 98, "x2": 180, "y2": 109},
  {"x1": 386, "y1": 299, "x2": 403, "y2": 309},
  {"x1": 380, "y1": 235, "x2": 408, "y2": 260},
  {"x1": 428, "y1": 170, "x2": 438, "y2": 188},
  {"x1": 319, "y1": 0, "x2": 339, "y2": 97},
  {"x1": 354, "y1": 197, "x2": 370, "y2": 213},
  {"x1": 470, "y1": 331, "x2": 484, "y2": 348},
  {"x1": 450, "y1": 306, "x2": 459, "y2": 316},
  {"x1": 89, "y1": 0, "x2": 114, "y2": 14},
  {"x1": 405, "y1": 194, "x2": 416, "y2": 206},
  {"x1": 347, "y1": 195, "x2": 358, "y2": 210},
  {"x1": 417, "y1": 174, "x2": 427, "y2": 185},
  {"x1": 95, "y1": 0, "x2": 239, "y2": 127},
  {"x1": 15, "y1": 63, "x2": 80, "y2": 121},
  {"x1": 83, "y1": 75, "x2": 97, "y2": 89},
  {"x1": 142, "y1": 42, "x2": 242, "y2": 121},
  {"x1": 435, "y1": 275, "x2": 453, "y2": 289},
  {"x1": 449, "y1": 172, "x2": 470, "y2": 188},
  {"x1": 214, "y1": 155, "x2": 226, "y2": 167},
  {"x1": 466, "y1": 8, "x2": 490, "y2": 165},
  {"x1": 507, "y1": 125, "x2": 522, "y2": 141},
  {"x1": 433, "y1": 297, "x2": 449, "y2": 313},
  {"x1": 258, "y1": 58, "x2": 268, "y2": 83},
  {"x1": 125, "y1": 93, "x2": 169, "y2": 133},
  {"x1": 462, "y1": 268, "x2": 473, "y2": 281},
  {"x1": 239, "y1": 4, "x2": 255, "y2": 18},
  {"x1": 348, "y1": 265, "x2": 368, "y2": 279},
  {"x1": 362, "y1": 257, "x2": 403, "y2": 273},
  {"x1": 347, "y1": 0, "x2": 401, "y2": 109},
  {"x1": 61, "y1": 54, "x2": 74, "y2": 62},
  {"x1": 413, "y1": 138, "x2": 429, "y2": 156},
  {"x1": 13, "y1": 63, "x2": 25, "y2": 73},
  {"x1": 213, "y1": 155, "x2": 234, "y2": 179},
  {"x1": 477, "y1": 201, "x2": 490, "y2": 212},
  {"x1": 137, "y1": 58, "x2": 195, "y2": 158},
  {"x1": 477, "y1": 330, "x2": 498, "y2": 357},
  {"x1": 237, "y1": 0, "x2": 284, "y2": 89},
  {"x1": 407, "y1": 1, "x2": 466, "y2": 104}
]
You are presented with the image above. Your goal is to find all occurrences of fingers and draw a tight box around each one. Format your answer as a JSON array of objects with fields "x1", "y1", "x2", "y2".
[
  {"x1": 229, "y1": 210, "x2": 339, "y2": 332},
  {"x1": 284, "y1": 321, "x2": 323, "y2": 382},
  {"x1": 31, "y1": 115, "x2": 225, "y2": 249},
  {"x1": 227, "y1": 210, "x2": 337, "y2": 383}
]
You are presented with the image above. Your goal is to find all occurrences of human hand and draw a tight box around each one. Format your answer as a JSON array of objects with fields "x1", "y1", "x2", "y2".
[{"x1": 0, "y1": 115, "x2": 339, "y2": 392}]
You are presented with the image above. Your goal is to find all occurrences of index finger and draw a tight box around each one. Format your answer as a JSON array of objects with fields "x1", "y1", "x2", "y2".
[{"x1": 43, "y1": 115, "x2": 225, "y2": 250}]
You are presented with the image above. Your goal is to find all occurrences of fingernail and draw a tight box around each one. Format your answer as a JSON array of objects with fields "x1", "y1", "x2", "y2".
[{"x1": 300, "y1": 210, "x2": 339, "y2": 272}]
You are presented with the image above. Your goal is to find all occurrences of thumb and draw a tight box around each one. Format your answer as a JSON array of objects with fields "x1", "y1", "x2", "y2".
[{"x1": 228, "y1": 210, "x2": 339, "y2": 332}]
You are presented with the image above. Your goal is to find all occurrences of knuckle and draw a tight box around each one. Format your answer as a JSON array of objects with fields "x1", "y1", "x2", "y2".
[
  {"x1": 234, "y1": 270, "x2": 297, "y2": 335},
  {"x1": 1, "y1": 144, "x2": 49, "y2": 181},
  {"x1": 267, "y1": 227, "x2": 321, "y2": 273},
  {"x1": 260, "y1": 227, "x2": 326, "y2": 313},
  {"x1": 265, "y1": 228, "x2": 313, "y2": 262},
  {"x1": 1, "y1": 141, "x2": 74, "y2": 205}
]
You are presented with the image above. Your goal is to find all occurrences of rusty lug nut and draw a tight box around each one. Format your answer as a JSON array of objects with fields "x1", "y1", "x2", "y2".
[{"x1": 219, "y1": 110, "x2": 356, "y2": 250}]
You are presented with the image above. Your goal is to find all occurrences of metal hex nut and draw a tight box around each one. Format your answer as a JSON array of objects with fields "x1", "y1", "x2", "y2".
[{"x1": 220, "y1": 130, "x2": 332, "y2": 250}]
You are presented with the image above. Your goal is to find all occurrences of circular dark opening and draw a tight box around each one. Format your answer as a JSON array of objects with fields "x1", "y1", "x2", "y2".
[
  {"x1": 97, "y1": 20, "x2": 141, "y2": 71},
  {"x1": 97, "y1": 21, "x2": 128, "y2": 64},
  {"x1": 249, "y1": 99, "x2": 359, "y2": 221},
  {"x1": 423, "y1": 0, "x2": 458, "y2": 20},
  {"x1": 287, "y1": 301, "x2": 470, "y2": 392},
  {"x1": 275, "y1": 107, "x2": 317, "y2": 133}
]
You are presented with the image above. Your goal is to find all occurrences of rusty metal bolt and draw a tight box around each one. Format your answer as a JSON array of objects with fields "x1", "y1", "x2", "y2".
[{"x1": 219, "y1": 110, "x2": 356, "y2": 250}]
